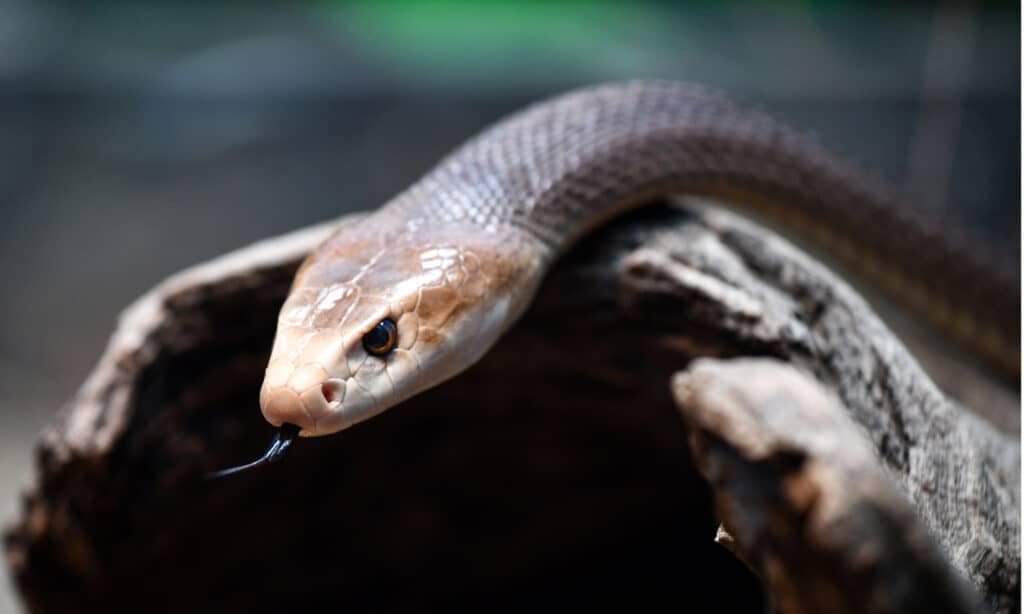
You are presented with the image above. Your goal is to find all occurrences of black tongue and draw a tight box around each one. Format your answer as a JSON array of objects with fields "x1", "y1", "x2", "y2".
[{"x1": 206, "y1": 423, "x2": 301, "y2": 479}]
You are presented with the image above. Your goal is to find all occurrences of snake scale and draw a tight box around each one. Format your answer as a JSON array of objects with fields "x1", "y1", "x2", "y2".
[{"x1": 211, "y1": 81, "x2": 1019, "y2": 476}]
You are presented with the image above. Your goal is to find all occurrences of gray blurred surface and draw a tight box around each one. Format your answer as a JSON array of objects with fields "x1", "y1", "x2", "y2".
[{"x1": 0, "y1": 2, "x2": 1018, "y2": 611}]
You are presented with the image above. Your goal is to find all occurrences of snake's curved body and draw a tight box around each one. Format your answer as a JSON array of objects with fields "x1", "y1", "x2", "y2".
[{"x1": 257, "y1": 82, "x2": 1018, "y2": 438}]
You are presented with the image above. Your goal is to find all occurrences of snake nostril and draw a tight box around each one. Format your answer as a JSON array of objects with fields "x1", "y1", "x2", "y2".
[{"x1": 321, "y1": 380, "x2": 343, "y2": 405}]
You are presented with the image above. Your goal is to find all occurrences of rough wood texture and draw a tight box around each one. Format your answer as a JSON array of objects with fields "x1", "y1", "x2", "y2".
[
  {"x1": 674, "y1": 358, "x2": 983, "y2": 614},
  {"x1": 4, "y1": 201, "x2": 1018, "y2": 613}
]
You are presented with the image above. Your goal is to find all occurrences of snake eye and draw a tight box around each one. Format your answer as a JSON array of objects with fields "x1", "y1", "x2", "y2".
[{"x1": 362, "y1": 318, "x2": 398, "y2": 357}]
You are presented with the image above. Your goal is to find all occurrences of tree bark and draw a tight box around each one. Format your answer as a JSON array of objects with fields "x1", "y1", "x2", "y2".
[
  {"x1": 4, "y1": 201, "x2": 1018, "y2": 613},
  {"x1": 673, "y1": 358, "x2": 983, "y2": 614}
]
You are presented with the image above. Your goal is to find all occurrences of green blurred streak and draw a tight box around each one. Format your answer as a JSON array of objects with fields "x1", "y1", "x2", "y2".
[
  {"x1": 314, "y1": 0, "x2": 1017, "y2": 82},
  {"x1": 315, "y1": 0, "x2": 688, "y2": 80}
]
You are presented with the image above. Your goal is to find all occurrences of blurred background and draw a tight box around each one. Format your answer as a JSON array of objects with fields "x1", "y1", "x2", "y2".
[{"x1": 0, "y1": 1, "x2": 1019, "y2": 610}]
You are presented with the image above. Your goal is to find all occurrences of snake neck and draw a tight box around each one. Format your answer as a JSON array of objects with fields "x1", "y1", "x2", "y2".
[{"x1": 383, "y1": 81, "x2": 1018, "y2": 378}]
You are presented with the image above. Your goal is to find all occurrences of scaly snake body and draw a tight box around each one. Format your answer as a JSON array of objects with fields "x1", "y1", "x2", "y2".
[{"x1": 238, "y1": 82, "x2": 1018, "y2": 448}]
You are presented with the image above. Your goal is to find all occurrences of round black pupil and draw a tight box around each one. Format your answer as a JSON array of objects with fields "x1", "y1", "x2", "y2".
[{"x1": 363, "y1": 320, "x2": 394, "y2": 354}]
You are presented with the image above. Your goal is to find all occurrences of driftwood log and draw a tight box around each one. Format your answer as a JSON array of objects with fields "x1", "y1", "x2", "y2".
[
  {"x1": 674, "y1": 358, "x2": 984, "y2": 614},
  {"x1": 4, "y1": 201, "x2": 1019, "y2": 613}
]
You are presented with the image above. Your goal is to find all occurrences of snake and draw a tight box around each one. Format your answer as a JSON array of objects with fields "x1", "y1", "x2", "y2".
[{"x1": 209, "y1": 81, "x2": 1019, "y2": 477}]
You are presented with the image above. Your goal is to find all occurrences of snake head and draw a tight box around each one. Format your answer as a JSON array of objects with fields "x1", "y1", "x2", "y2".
[{"x1": 258, "y1": 223, "x2": 542, "y2": 437}]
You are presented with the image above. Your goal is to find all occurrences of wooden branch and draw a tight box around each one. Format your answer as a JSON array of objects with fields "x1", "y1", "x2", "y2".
[
  {"x1": 673, "y1": 357, "x2": 982, "y2": 614},
  {"x1": 4, "y1": 201, "x2": 1018, "y2": 613}
]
